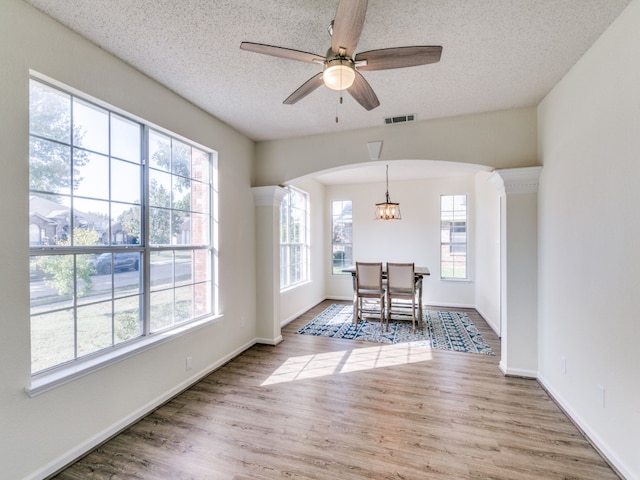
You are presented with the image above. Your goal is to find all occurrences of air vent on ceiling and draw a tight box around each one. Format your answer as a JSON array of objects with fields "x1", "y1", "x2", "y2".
[{"x1": 384, "y1": 114, "x2": 416, "y2": 125}]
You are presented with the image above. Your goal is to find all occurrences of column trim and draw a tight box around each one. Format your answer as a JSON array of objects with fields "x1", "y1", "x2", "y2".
[
  {"x1": 489, "y1": 166, "x2": 542, "y2": 195},
  {"x1": 252, "y1": 185, "x2": 287, "y2": 207}
]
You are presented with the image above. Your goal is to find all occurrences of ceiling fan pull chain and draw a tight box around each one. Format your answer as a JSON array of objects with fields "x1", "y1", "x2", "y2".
[{"x1": 336, "y1": 66, "x2": 343, "y2": 123}]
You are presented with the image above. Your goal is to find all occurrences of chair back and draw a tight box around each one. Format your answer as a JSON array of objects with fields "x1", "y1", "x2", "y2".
[
  {"x1": 387, "y1": 262, "x2": 415, "y2": 292},
  {"x1": 356, "y1": 262, "x2": 383, "y2": 290}
]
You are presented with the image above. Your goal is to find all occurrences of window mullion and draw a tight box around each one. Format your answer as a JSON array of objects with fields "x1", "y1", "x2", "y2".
[{"x1": 142, "y1": 125, "x2": 151, "y2": 336}]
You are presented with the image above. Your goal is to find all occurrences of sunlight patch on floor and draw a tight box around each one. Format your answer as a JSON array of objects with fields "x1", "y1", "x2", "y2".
[{"x1": 261, "y1": 342, "x2": 433, "y2": 386}]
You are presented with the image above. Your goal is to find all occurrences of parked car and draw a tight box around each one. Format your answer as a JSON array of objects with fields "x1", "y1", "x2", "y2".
[{"x1": 89, "y1": 252, "x2": 140, "y2": 275}]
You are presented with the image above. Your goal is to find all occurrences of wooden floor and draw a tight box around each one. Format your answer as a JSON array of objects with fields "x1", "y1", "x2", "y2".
[{"x1": 53, "y1": 300, "x2": 619, "y2": 479}]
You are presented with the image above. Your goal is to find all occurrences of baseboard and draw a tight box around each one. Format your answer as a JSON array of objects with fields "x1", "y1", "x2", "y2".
[
  {"x1": 312, "y1": 299, "x2": 502, "y2": 342},
  {"x1": 474, "y1": 305, "x2": 500, "y2": 337},
  {"x1": 280, "y1": 296, "x2": 327, "y2": 327},
  {"x1": 32, "y1": 339, "x2": 257, "y2": 480},
  {"x1": 426, "y1": 301, "x2": 476, "y2": 310},
  {"x1": 498, "y1": 360, "x2": 537, "y2": 379},
  {"x1": 255, "y1": 335, "x2": 283, "y2": 345},
  {"x1": 325, "y1": 298, "x2": 478, "y2": 312},
  {"x1": 325, "y1": 295, "x2": 352, "y2": 302},
  {"x1": 537, "y1": 374, "x2": 632, "y2": 480}
]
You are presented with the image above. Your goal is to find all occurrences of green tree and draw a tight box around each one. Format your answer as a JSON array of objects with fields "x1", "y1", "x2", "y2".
[
  {"x1": 118, "y1": 180, "x2": 191, "y2": 246},
  {"x1": 37, "y1": 229, "x2": 99, "y2": 297},
  {"x1": 150, "y1": 133, "x2": 191, "y2": 181},
  {"x1": 118, "y1": 133, "x2": 194, "y2": 246},
  {"x1": 119, "y1": 207, "x2": 141, "y2": 243},
  {"x1": 148, "y1": 180, "x2": 172, "y2": 245},
  {"x1": 29, "y1": 80, "x2": 89, "y2": 197}
]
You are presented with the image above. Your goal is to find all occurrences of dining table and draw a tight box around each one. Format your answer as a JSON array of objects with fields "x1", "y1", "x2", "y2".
[{"x1": 341, "y1": 265, "x2": 430, "y2": 321}]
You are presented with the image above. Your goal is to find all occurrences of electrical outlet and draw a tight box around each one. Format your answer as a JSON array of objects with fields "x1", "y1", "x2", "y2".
[
  {"x1": 186, "y1": 356, "x2": 193, "y2": 371},
  {"x1": 561, "y1": 356, "x2": 567, "y2": 375},
  {"x1": 240, "y1": 316, "x2": 246, "y2": 328},
  {"x1": 597, "y1": 385, "x2": 605, "y2": 408}
]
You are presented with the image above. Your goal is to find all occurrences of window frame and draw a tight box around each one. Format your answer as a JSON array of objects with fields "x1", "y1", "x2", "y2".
[
  {"x1": 279, "y1": 185, "x2": 309, "y2": 290},
  {"x1": 440, "y1": 194, "x2": 468, "y2": 280},
  {"x1": 331, "y1": 200, "x2": 353, "y2": 275},
  {"x1": 27, "y1": 74, "x2": 219, "y2": 394}
]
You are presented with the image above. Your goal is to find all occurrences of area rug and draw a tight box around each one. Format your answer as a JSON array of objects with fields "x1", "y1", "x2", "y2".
[{"x1": 297, "y1": 304, "x2": 494, "y2": 355}]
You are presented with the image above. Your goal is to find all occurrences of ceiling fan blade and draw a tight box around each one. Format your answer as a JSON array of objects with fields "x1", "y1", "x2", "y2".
[
  {"x1": 240, "y1": 42, "x2": 325, "y2": 64},
  {"x1": 283, "y1": 73, "x2": 325, "y2": 105},
  {"x1": 331, "y1": 0, "x2": 368, "y2": 57},
  {"x1": 347, "y1": 71, "x2": 379, "y2": 111},
  {"x1": 355, "y1": 46, "x2": 443, "y2": 71}
]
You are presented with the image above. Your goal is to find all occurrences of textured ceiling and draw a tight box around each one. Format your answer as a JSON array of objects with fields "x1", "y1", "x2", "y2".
[{"x1": 25, "y1": 0, "x2": 630, "y2": 144}]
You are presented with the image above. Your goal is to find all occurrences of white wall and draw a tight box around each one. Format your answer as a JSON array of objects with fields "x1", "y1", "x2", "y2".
[
  {"x1": 0, "y1": 2, "x2": 257, "y2": 479},
  {"x1": 254, "y1": 108, "x2": 537, "y2": 187},
  {"x1": 474, "y1": 172, "x2": 501, "y2": 334},
  {"x1": 280, "y1": 177, "x2": 327, "y2": 324},
  {"x1": 502, "y1": 188, "x2": 539, "y2": 376},
  {"x1": 537, "y1": 1, "x2": 640, "y2": 477},
  {"x1": 324, "y1": 174, "x2": 479, "y2": 308}
]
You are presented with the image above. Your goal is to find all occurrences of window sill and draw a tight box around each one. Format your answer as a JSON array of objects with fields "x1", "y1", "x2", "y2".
[
  {"x1": 26, "y1": 314, "x2": 223, "y2": 397},
  {"x1": 280, "y1": 280, "x2": 311, "y2": 294},
  {"x1": 440, "y1": 277, "x2": 472, "y2": 283}
]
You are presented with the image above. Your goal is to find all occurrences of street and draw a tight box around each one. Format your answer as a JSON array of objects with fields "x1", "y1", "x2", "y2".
[{"x1": 30, "y1": 261, "x2": 193, "y2": 302}]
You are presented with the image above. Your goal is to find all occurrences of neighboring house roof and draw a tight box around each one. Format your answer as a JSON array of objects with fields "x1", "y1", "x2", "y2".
[{"x1": 29, "y1": 195, "x2": 108, "y2": 232}]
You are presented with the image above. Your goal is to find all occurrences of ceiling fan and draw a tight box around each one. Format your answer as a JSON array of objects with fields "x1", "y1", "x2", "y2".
[{"x1": 240, "y1": 0, "x2": 442, "y2": 111}]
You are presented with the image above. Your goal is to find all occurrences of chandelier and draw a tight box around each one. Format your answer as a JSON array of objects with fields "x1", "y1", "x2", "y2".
[{"x1": 374, "y1": 164, "x2": 401, "y2": 220}]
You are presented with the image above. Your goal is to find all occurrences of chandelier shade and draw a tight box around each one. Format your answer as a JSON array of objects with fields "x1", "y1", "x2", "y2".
[
  {"x1": 374, "y1": 165, "x2": 401, "y2": 220},
  {"x1": 374, "y1": 201, "x2": 401, "y2": 220}
]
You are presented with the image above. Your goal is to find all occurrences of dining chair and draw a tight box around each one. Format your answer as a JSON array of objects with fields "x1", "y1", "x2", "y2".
[
  {"x1": 353, "y1": 262, "x2": 386, "y2": 327},
  {"x1": 386, "y1": 262, "x2": 419, "y2": 331}
]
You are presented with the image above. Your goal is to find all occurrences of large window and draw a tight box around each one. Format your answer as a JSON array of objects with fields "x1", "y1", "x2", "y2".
[
  {"x1": 29, "y1": 77, "x2": 216, "y2": 375},
  {"x1": 280, "y1": 186, "x2": 309, "y2": 289},
  {"x1": 440, "y1": 194, "x2": 467, "y2": 279},
  {"x1": 331, "y1": 200, "x2": 352, "y2": 274}
]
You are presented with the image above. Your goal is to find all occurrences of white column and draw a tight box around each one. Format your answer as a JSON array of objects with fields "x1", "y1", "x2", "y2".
[
  {"x1": 252, "y1": 186, "x2": 287, "y2": 345},
  {"x1": 489, "y1": 167, "x2": 542, "y2": 378}
]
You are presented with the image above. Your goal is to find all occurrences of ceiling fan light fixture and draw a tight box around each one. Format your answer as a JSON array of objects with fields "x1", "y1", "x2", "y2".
[{"x1": 323, "y1": 58, "x2": 355, "y2": 90}]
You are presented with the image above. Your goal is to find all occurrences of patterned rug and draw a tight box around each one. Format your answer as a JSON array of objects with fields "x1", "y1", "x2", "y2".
[{"x1": 297, "y1": 304, "x2": 494, "y2": 355}]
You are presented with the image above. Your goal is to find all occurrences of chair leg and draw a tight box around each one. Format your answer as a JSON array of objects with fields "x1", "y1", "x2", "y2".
[
  {"x1": 412, "y1": 297, "x2": 416, "y2": 332},
  {"x1": 353, "y1": 295, "x2": 359, "y2": 325},
  {"x1": 412, "y1": 298, "x2": 416, "y2": 332},
  {"x1": 385, "y1": 297, "x2": 390, "y2": 331}
]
